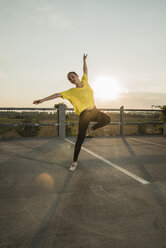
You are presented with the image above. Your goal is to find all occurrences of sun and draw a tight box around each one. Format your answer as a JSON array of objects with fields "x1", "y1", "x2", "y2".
[{"x1": 91, "y1": 75, "x2": 121, "y2": 101}]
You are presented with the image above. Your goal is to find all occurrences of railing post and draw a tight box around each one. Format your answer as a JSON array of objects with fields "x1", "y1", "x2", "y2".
[
  {"x1": 58, "y1": 104, "x2": 66, "y2": 138},
  {"x1": 164, "y1": 123, "x2": 166, "y2": 135},
  {"x1": 120, "y1": 106, "x2": 124, "y2": 135}
]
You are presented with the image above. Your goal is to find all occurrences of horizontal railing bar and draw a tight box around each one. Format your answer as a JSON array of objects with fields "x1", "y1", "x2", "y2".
[
  {"x1": 124, "y1": 122, "x2": 164, "y2": 125},
  {"x1": 0, "y1": 122, "x2": 164, "y2": 127},
  {"x1": 0, "y1": 123, "x2": 58, "y2": 127},
  {"x1": 0, "y1": 108, "x2": 121, "y2": 112},
  {"x1": 66, "y1": 108, "x2": 121, "y2": 111},
  {"x1": 0, "y1": 107, "x2": 162, "y2": 112},
  {"x1": 0, "y1": 107, "x2": 57, "y2": 111},
  {"x1": 66, "y1": 122, "x2": 121, "y2": 126},
  {"x1": 66, "y1": 122, "x2": 164, "y2": 126},
  {"x1": 124, "y1": 109, "x2": 162, "y2": 112}
]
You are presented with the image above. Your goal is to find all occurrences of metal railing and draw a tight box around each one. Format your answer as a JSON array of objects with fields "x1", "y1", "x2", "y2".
[{"x1": 0, "y1": 105, "x2": 165, "y2": 138}]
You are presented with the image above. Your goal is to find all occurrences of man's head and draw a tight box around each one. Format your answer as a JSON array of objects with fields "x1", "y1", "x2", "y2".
[{"x1": 67, "y1": 72, "x2": 79, "y2": 84}]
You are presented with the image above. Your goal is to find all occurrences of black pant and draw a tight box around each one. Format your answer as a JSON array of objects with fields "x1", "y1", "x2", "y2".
[{"x1": 73, "y1": 106, "x2": 111, "y2": 162}]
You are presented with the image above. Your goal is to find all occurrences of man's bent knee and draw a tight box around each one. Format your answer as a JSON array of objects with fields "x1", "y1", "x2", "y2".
[{"x1": 106, "y1": 115, "x2": 111, "y2": 124}]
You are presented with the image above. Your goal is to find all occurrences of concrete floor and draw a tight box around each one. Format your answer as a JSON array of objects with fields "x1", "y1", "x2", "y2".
[{"x1": 0, "y1": 135, "x2": 166, "y2": 248}]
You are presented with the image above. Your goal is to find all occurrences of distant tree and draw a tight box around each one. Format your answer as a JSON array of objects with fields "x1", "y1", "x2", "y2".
[
  {"x1": 154, "y1": 105, "x2": 166, "y2": 134},
  {"x1": 137, "y1": 124, "x2": 147, "y2": 135},
  {"x1": 54, "y1": 103, "x2": 67, "y2": 109},
  {"x1": 16, "y1": 118, "x2": 40, "y2": 137},
  {"x1": 155, "y1": 105, "x2": 166, "y2": 122}
]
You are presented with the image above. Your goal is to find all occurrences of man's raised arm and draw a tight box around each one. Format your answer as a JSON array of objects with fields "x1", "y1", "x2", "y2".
[
  {"x1": 83, "y1": 54, "x2": 88, "y2": 76},
  {"x1": 33, "y1": 93, "x2": 62, "y2": 105}
]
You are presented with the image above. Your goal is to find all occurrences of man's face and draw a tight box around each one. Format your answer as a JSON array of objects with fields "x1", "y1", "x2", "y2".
[{"x1": 68, "y1": 73, "x2": 78, "y2": 84}]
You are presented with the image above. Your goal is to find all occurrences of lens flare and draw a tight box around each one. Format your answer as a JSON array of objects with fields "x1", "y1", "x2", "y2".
[
  {"x1": 91, "y1": 75, "x2": 121, "y2": 101},
  {"x1": 36, "y1": 173, "x2": 54, "y2": 190}
]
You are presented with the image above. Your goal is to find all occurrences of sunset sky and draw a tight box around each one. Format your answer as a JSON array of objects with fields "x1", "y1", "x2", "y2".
[{"x1": 0, "y1": 0, "x2": 166, "y2": 109}]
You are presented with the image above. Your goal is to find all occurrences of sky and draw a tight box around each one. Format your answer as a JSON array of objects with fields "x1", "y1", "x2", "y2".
[{"x1": 0, "y1": 0, "x2": 166, "y2": 109}]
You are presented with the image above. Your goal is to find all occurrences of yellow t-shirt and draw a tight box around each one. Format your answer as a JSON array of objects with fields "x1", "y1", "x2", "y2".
[{"x1": 60, "y1": 73, "x2": 95, "y2": 115}]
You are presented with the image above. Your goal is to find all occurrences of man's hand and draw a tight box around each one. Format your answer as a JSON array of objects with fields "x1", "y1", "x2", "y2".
[
  {"x1": 83, "y1": 54, "x2": 88, "y2": 75},
  {"x1": 83, "y1": 54, "x2": 88, "y2": 60},
  {"x1": 33, "y1": 99, "x2": 44, "y2": 105},
  {"x1": 33, "y1": 93, "x2": 61, "y2": 105}
]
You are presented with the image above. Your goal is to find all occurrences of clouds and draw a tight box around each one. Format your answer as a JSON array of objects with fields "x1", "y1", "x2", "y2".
[
  {"x1": 47, "y1": 13, "x2": 72, "y2": 29},
  {"x1": 28, "y1": 13, "x2": 72, "y2": 29},
  {"x1": 97, "y1": 91, "x2": 166, "y2": 109},
  {"x1": 117, "y1": 72, "x2": 166, "y2": 93},
  {"x1": 0, "y1": 0, "x2": 72, "y2": 30},
  {"x1": 0, "y1": 0, "x2": 166, "y2": 108},
  {"x1": 31, "y1": 2, "x2": 72, "y2": 29},
  {"x1": 124, "y1": 91, "x2": 166, "y2": 108}
]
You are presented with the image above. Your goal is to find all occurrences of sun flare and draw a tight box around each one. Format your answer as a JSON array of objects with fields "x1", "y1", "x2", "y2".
[{"x1": 92, "y1": 75, "x2": 121, "y2": 101}]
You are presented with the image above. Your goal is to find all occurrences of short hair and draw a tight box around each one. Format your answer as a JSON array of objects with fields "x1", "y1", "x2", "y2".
[{"x1": 67, "y1": 71, "x2": 77, "y2": 78}]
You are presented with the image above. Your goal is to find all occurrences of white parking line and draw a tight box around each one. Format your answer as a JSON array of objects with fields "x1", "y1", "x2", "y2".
[
  {"x1": 65, "y1": 138, "x2": 150, "y2": 185},
  {"x1": 129, "y1": 137, "x2": 166, "y2": 148}
]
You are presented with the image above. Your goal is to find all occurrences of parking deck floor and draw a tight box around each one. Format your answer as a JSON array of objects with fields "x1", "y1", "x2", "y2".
[{"x1": 0, "y1": 135, "x2": 166, "y2": 248}]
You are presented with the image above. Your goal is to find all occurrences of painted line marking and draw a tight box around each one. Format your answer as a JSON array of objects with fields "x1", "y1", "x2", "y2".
[
  {"x1": 129, "y1": 137, "x2": 166, "y2": 148},
  {"x1": 65, "y1": 138, "x2": 150, "y2": 185}
]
